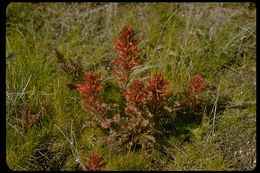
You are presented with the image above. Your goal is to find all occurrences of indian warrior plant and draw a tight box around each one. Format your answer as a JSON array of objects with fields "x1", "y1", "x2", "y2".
[{"x1": 55, "y1": 25, "x2": 206, "y2": 154}]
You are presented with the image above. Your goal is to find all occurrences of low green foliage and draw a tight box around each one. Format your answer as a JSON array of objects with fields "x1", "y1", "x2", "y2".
[
  {"x1": 104, "y1": 151, "x2": 151, "y2": 171},
  {"x1": 168, "y1": 140, "x2": 231, "y2": 171}
]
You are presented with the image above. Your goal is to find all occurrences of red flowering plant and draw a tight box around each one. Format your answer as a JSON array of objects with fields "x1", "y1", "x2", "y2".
[
  {"x1": 76, "y1": 70, "x2": 109, "y2": 128},
  {"x1": 122, "y1": 80, "x2": 149, "y2": 106},
  {"x1": 74, "y1": 25, "x2": 208, "y2": 153},
  {"x1": 104, "y1": 28, "x2": 174, "y2": 151},
  {"x1": 146, "y1": 73, "x2": 172, "y2": 113},
  {"x1": 111, "y1": 25, "x2": 141, "y2": 88},
  {"x1": 85, "y1": 152, "x2": 106, "y2": 171},
  {"x1": 185, "y1": 74, "x2": 206, "y2": 110},
  {"x1": 188, "y1": 74, "x2": 206, "y2": 99},
  {"x1": 173, "y1": 74, "x2": 207, "y2": 125},
  {"x1": 76, "y1": 70, "x2": 103, "y2": 99}
]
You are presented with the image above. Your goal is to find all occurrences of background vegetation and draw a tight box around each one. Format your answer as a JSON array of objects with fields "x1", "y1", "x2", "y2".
[{"x1": 6, "y1": 2, "x2": 256, "y2": 171}]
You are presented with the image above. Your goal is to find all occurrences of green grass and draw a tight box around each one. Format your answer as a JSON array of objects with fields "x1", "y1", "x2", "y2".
[
  {"x1": 167, "y1": 140, "x2": 231, "y2": 171},
  {"x1": 6, "y1": 2, "x2": 256, "y2": 171}
]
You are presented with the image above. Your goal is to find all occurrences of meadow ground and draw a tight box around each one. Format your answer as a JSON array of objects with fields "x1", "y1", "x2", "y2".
[{"x1": 6, "y1": 2, "x2": 256, "y2": 171}]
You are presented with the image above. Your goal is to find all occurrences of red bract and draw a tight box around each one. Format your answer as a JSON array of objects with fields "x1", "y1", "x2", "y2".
[
  {"x1": 147, "y1": 73, "x2": 170, "y2": 102},
  {"x1": 188, "y1": 75, "x2": 205, "y2": 98},
  {"x1": 114, "y1": 25, "x2": 140, "y2": 58},
  {"x1": 95, "y1": 85, "x2": 103, "y2": 91},
  {"x1": 122, "y1": 80, "x2": 149, "y2": 106},
  {"x1": 76, "y1": 70, "x2": 102, "y2": 99},
  {"x1": 85, "y1": 152, "x2": 106, "y2": 171},
  {"x1": 112, "y1": 25, "x2": 141, "y2": 87}
]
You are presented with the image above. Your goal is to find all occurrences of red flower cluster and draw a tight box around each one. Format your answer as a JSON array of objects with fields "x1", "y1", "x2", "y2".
[
  {"x1": 122, "y1": 74, "x2": 171, "y2": 109},
  {"x1": 147, "y1": 73, "x2": 171, "y2": 102},
  {"x1": 188, "y1": 74, "x2": 205, "y2": 98},
  {"x1": 112, "y1": 25, "x2": 141, "y2": 86},
  {"x1": 73, "y1": 25, "x2": 210, "y2": 153},
  {"x1": 122, "y1": 80, "x2": 149, "y2": 106},
  {"x1": 114, "y1": 25, "x2": 140, "y2": 59},
  {"x1": 76, "y1": 71, "x2": 102, "y2": 99},
  {"x1": 76, "y1": 70, "x2": 107, "y2": 123},
  {"x1": 85, "y1": 152, "x2": 106, "y2": 171}
]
